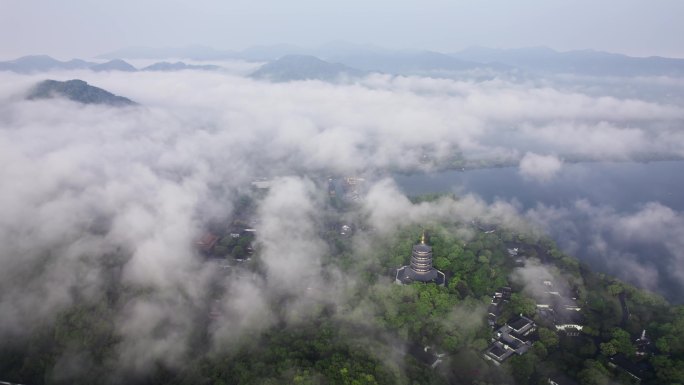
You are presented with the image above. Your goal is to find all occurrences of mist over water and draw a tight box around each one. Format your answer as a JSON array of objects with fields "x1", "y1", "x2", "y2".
[
  {"x1": 3, "y1": 0, "x2": 684, "y2": 381},
  {"x1": 1, "y1": 54, "x2": 684, "y2": 382},
  {"x1": 395, "y1": 160, "x2": 684, "y2": 302},
  {"x1": 395, "y1": 161, "x2": 684, "y2": 211}
]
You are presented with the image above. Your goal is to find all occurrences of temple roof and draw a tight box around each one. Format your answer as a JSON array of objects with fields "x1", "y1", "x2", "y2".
[{"x1": 413, "y1": 244, "x2": 432, "y2": 253}]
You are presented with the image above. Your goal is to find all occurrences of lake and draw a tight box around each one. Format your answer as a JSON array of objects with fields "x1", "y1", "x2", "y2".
[{"x1": 393, "y1": 161, "x2": 684, "y2": 302}]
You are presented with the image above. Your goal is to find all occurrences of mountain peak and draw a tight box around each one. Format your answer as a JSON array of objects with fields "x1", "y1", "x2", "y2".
[
  {"x1": 27, "y1": 79, "x2": 137, "y2": 106},
  {"x1": 142, "y1": 61, "x2": 220, "y2": 71},
  {"x1": 90, "y1": 59, "x2": 137, "y2": 72},
  {"x1": 250, "y1": 55, "x2": 363, "y2": 82}
]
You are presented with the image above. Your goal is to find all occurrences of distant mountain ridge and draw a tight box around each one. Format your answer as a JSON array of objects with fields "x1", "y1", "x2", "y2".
[
  {"x1": 0, "y1": 55, "x2": 220, "y2": 73},
  {"x1": 6, "y1": 44, "x2": 684, "y2": 78},
  {"x1": 0, "y1": 55, "x2": 94, "y2": 73},
  {"x1": 325, "y1": 50, "x2": 512, "y2": 75},
  {"x1": 96, "y1": 43, "x2": 684, "y2": 77},
  {"x1": 95, "y1": 44, "x2": 235, "y2": 60},
  {"x1": 90, "y1": 59, "x2": 137, "y2": 72},
  {"x1": 250, "y1": 55, "x2": 365, "y2": 82},
  {"x1": 27, "y1": 79, "x2": 136, "y2": 106},
  {"x1": 450, "y1": 46, "x2": 684, "y2": 76},
  {"x1": 141, "y1": 61, "x2": 220, "y2": 71}
]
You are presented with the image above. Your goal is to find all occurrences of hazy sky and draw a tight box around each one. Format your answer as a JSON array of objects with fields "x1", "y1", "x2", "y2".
[{"x1": 1, "y1": 0, "x2": 683, "y2": 59}]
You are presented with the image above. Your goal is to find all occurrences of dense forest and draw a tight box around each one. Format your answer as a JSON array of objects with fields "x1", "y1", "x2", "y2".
[{"x1": 1, "y1": 191, "x2": 683, "y2": 385}]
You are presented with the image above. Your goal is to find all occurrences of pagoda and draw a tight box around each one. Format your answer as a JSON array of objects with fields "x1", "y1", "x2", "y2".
[{"x1": 395, "y1": 232, "x2": 446, "y2": 286}]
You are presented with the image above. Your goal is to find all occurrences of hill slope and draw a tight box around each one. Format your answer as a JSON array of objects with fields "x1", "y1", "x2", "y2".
[
  {"x1": 250, "y1": 55, "x2": 364, "y2": 82},
  {"x1": 452, "y1": 46, "x2": 684, "y2": 76},
  {"x1": 328, "y1": 50, "x2": 510, "y2": 75},
  {"x1": 142, "y1": 61, "x2": 220, "y2": 71},
  {"x1": 0, "y1": 55, "x2": 94, "y2": 73},
  {"x1": 90, "y1": 59, "x2": 137, "y2": 72},
  {"x1": 27, "y1": 79, "x2": 136, "y2": 106}
]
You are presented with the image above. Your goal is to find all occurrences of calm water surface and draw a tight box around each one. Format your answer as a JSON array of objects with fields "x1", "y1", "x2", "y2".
[
  {"x1": 394, "y1": 161, "x2": 684, "y2": 211},
  {"x1": 394, "y1": 161, "x2": 684, "y2": 302}
]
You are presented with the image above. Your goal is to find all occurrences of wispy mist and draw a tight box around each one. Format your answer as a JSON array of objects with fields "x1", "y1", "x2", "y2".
[{"x1": 0, "y1": 65, "x2": 683, "y2": 381}]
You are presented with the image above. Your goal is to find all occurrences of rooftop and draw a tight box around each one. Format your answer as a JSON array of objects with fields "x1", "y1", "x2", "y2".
[
  {"x1": 413, "y1": 244, "x2": 432, "y2": 253},
  {"x1": 489, "y1": 344, "x2": 508, "y2": 358},
  {"x1": 509, "y1": 315, "x2": 535, "y2": 332},
  {"x1": 608, "y1": 353, "x2": 651, "y2": 381}
]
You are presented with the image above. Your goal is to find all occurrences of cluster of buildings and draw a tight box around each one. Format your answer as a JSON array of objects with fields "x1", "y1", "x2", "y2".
[
  {"x1": 195, "y1": 218, "x2": 257, "y2": 262},
  {"x1": 507, "y1": 247, "x2": 525, "y2": 267},
  {"x1": 250, "y1": 178, "x2": 273, "y2": 190},
  {"x1": 487, "y1": 286, "x2": 512, "y2": 327},
  {"x1": 473, "y1": 219, "x2": 497, "y2": 234},
  {"x1": 407, "y1": 344, "x2": 447, "y2": 369},
  {"x1": 340, "y1": 224, "x2": 352, "y2": 236},
  {"x1": 483, "y1": 315, "x2": 538, "y2": 365},
  {"x1": 605, "y1": 330, "x2": 654, "y2": 382},
  {"x1": 535, "y1": 280, "x2": 584, "y2": 335},
  {"x1": 608, "y1": 353, "x2": 652, "y2": 383},
  {"x1": 196, "y1": 233, "x2": 220, "y2": 253},
  {"x1": 482, "y1": 273, "x2": 660, "y2": 383},
  {"x1": 391, "y1": 232, "x2": 544, "y2": 367},
  {"x1": 482, "y1": 277, "x2": 585, "y2": 365},
  {"x1": 391, "y1": 232, "x2": 543, "y2": 368},
  {"x1": 342, "y1": 177, "x2": 364, "y2": 201},
  {"x1": 635, "y1": 329, "x2": 652, "y2": 357},
  {"x1": 328, "y1": 176, "x2": 366, "y2": 202}
]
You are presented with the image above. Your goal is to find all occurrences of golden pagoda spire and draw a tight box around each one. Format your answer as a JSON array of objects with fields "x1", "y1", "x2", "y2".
[{"x1": 421, "y1": 230, "x2": 426, "y2": 244}]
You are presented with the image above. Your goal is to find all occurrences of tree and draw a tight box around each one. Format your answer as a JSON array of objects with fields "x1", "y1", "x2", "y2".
[
  {"x1": 447, "y1": 244, "x2": 464, "y2": 258},
  {"x1": 510, "y1": 293, "x2": 536, "y2": 317},
  {"x1": 538, "y1": 328, "x2": 559, "y2": 350},
  {"x1": 532, "y1": 342, "x2": 548, "y2": 358},
  {"x1": 443, "y1": 334, "x2": 461, "y2": 352},
  {"x1": 470, "y1": 338, "x2": 488, "y2": 351},
  {"x1": 509, "y1": 353, "x2": 535, "y2": 384},
  {"x1": 578, "y1": 337, "x2": 597, "y2": 357},
  {"x1": 654, "y1": 306, "x2": 684, "y2": 355},
  {"x1": 468, "y1": 266, "x2": 490, "y2": 297},
  {"x1": 599, "y1": 342, "x2": 616, "y2": 357},
  {"x1": 652, "y1": 355, "x2": 684, "y2": 384},
  {"x1": 607, "y1": 283, "x2": 624, "y2": 297},
  {"x1": 214, "y1": 245, "x2": 229, "y2": 256},
  {"x1": 434, "y1": 256, "x2": 450, "y2": 271},
  {"x1": 219, "y1": 236, "x2": 237, "y2": 248},
  {"x1": 609, "y1": 328, "x2": 634, "y2": 356},
  {"x1": 467, "y1": 241, "x2": 483, "y2": 253},
  {"x1": 577, "y1": 360, "x2": 612, "y2": 385},
  {"x1": 656, "y1": 336, "x2": 671, "y2": 354}
]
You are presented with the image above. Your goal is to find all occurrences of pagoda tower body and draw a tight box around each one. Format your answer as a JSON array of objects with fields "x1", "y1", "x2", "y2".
[{"x1": 395, "y1": 233, "x2": 445, "y2": 286}]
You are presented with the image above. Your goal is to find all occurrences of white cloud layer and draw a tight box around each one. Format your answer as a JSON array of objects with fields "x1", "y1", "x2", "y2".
[
  {"x1": 526, "y1": 200, "x2": 684, "y2": 298},
  {"x1": 0, "y1": 68, "x2": 683, "y2": 377},
  {"x1": 519, "y1": 152, "x2": 563, "y2": 182}
]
